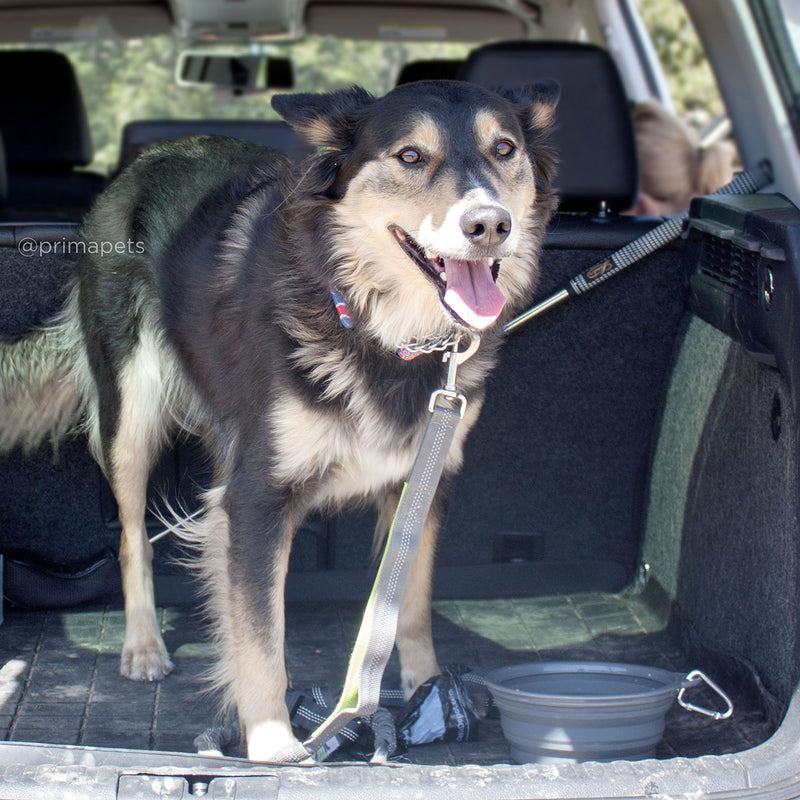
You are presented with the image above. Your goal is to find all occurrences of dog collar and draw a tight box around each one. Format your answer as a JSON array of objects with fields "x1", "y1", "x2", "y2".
[
  {"x1": 329, "y1": 282, "x2": 353, "y2": 329},
  {"x1": 329, "y1": 283, "x2": 462, "y2": 360}
]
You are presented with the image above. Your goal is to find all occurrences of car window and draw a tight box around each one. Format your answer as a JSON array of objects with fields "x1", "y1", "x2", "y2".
[
  {"x1": 636, "y1": 0, "x2": 729, "y2": 143},
  {"x1": 750, "y1": 0, "x2": 800, "y2": 148}
]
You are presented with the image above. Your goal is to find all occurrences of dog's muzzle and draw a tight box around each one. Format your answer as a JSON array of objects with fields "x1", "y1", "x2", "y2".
[{"x1": 389, "y1": 225, "x2": 506, "y2": 330}]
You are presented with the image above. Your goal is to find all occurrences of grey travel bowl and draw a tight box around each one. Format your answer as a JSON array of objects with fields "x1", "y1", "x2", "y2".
[{"x1": 485, "y1": 661, "x2": 733, "y2": 764}]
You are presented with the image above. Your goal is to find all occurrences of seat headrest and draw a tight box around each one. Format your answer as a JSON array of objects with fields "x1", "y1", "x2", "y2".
[
  {"x1": 0, "y1": 50, "x2": 93, "y2": 168},
  {"x1": 396, "y1": 59, "x2": 464, "y2": 85},
  {"x1": 459, "y1": 41, "x2": 638, "y2": 213}
]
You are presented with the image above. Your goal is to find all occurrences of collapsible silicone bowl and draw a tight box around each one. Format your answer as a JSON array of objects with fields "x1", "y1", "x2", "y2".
[{"x1": 485, "y1": 661, "x2": 732, "y2": 764}]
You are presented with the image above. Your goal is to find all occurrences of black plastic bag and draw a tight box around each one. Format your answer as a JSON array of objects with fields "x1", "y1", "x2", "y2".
[{"x1": 396, "y1": 664, "x2": 484, "y2": 747}]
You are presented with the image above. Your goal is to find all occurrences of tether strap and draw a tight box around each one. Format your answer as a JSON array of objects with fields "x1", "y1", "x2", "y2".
[
  {"x1": 503, "y1": 160, "x2": 774, "y2": 334},
  {"x1": 302, "y1": 336, "x2": 478, "y2": 761}
]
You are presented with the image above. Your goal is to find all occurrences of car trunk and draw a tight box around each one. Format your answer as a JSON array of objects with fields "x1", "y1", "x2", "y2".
[{"x1": 2, "y1": 198, "x2": 800, "y2": 796}]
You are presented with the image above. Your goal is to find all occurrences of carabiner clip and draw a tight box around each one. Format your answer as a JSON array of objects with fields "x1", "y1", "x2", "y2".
[
  {"x1": 428, "y1": 332, "x2": 481, "y2": 417},
  {"x1": 677, "y1": 670, "x2": 734, "y2": 721}
]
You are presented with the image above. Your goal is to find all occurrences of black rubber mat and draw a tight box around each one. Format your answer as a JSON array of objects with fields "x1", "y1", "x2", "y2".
[{"x1": 0, "y1": 591, "x2": 778, "y2": 764}]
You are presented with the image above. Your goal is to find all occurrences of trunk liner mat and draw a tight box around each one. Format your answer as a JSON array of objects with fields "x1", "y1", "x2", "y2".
[{"x1": 0, "y1": 592, "x2": 779, "y2": 764}]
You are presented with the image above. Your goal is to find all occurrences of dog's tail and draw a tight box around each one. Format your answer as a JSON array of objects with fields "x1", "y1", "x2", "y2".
[{"x1": 0, "y1": 284, "x2": 89, "y2": 454}]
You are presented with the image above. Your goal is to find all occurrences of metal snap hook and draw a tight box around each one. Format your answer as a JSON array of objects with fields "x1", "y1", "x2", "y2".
[
  {"x1": 428, "y1": 332, "x2": 481, "y2": 417},
  {"x1": 677, "y1": 670, "x2": 734, "y2": 720}
]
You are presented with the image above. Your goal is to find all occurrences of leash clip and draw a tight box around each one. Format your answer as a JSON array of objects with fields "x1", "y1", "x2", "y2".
[{"x1": 428, "y1": 332, "x2": 481, "y2": 417}]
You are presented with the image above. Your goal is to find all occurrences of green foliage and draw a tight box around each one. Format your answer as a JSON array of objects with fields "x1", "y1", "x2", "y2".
[
  {"x1": 637, "y1": 0, "x2": 725, "y2": 123},
  {"x1": 61, "y1": 36, "x2": 275, "y2": 171}
]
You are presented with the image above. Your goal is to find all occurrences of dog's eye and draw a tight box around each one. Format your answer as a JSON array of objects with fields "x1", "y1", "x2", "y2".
[
  {"x1": 398, "y1": 148, "x2": 422, "y2": 164},
  {"x1": 495, "y1": 140, "x2": 515, "y2": 158}
]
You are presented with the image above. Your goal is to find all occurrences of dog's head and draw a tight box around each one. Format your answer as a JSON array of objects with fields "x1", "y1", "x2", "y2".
[{"x1": 273, "y1": 79, "x2": 558, "y2": 349}]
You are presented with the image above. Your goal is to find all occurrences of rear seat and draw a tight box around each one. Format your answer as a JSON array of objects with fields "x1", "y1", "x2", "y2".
[
  {"x1": 1, "y1": 43, "x2": 666, "y2": 604},
  {"x1": 118, "y1": 119, "x2": 312, "y2": 170},
  {"x1": 428, "y1": 44, "x2": 684, "y2": 600},
  {"x1": 0, "y1": 51, "x2": 105, "y2": 222}
]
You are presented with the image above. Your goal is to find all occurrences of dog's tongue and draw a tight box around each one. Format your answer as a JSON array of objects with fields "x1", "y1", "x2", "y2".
[{"x1": 442, "y1": 257, "x2": 506, "y2": 330}]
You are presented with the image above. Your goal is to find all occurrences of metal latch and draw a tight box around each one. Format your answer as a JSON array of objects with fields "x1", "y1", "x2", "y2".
[
  {"x1": 677, "y1": 670, "x2": 734, "y2": 720},
  {"x1": 117, "y1": 774, "x2": 279, "y2": 799},
  {"x1": 428, "y1": 331, "x2": 480, "y2": 417}
]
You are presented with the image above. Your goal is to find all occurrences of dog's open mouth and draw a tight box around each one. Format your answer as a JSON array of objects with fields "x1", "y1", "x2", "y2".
[{"x1": 389, "y1": 225, "x2": 506, "y2": 330}]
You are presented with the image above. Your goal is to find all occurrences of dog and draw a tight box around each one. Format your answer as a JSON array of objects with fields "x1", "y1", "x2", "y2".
[{"x1": 0, "y1": 78, "x2": 558, "y2": 761}]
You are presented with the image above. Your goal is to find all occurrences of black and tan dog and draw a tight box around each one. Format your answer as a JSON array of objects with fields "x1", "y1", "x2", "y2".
[{"x1": 0, "y1": 79, "x2": 558, "y2": 760}]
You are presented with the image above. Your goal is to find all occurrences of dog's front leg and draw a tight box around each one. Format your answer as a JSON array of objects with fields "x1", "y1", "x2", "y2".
[
  {"x1": 222, "y1": 478, "x2": 306, "y2": 762},
  {"x1": 377, "y1": 484, "x2": 447, "y2": 699}
]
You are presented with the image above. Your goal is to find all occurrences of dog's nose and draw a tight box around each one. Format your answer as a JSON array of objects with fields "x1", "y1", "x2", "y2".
[{"x1": 460, "y1": 205, "x2": 512, "y2": 246}]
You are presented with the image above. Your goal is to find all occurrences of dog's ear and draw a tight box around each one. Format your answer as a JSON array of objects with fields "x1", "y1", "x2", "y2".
[
  {"x1": 499, "y1": 79, "x2": 560, "y2": 133},
  {"x1": 499, "y1": 79, "x2": 560, "y2": 191},
  {"x1": 271, "y1": 87, "x2": 375, "y2": 149}
]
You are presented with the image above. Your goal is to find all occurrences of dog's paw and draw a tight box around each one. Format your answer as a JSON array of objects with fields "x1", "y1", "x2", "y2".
[
  {"x1": 400, "y1": 656, "x2": 440, "y2": 700},
  {"x1": 401, "y1": 663, "x2": 440, "y2": 700},
  {"x1": 246, "y1": 721, "x2": 311, "y2": 763},
  {"x1": 120, "y1": 642, "x2": 174, "y2": 682}
]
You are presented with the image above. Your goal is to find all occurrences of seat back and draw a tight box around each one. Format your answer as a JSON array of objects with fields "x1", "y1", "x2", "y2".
[
  {"x1": 459, "y1": 41, "x2": 638, "y2": 213},
  {"x1": 118, "y1": 119, "x2": 312, "y2": 169}
]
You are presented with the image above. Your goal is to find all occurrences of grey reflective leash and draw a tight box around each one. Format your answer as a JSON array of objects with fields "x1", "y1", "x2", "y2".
[
  {"x1": 504, "y1": 161, "x2": 774, "y2": 333},
  {"x1": 301, "y1": 332, "x2": 481, "y2": 761}
]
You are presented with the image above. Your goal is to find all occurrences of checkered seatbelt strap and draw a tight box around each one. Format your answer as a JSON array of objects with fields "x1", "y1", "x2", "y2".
[{"x1": 504, "y1": 161, "x2": 774, "y2": 334}]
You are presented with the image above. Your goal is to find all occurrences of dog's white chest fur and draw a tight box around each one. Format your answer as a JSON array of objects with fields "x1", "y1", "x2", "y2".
[{"x1": 268, "y1": 390, "x2": 422, "y2": 507}]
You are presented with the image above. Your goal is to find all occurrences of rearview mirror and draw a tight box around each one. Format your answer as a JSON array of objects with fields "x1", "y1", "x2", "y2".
[{"x1": 177, "y1": 51, "x2": 294, "y2": 93}]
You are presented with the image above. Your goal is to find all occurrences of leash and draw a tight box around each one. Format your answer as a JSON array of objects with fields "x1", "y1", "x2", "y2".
[
  {"x1": 503, "y1": 161, "x2": 774, "y2": 334},
  {"x1": 298, "y1": 331, "x2": 481, "y2": 762}
]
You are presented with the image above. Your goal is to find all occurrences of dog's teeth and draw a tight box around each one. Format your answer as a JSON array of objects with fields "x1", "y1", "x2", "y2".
[{"x1": 440, "y1": 272, "x2": 447, "y2": 282}]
